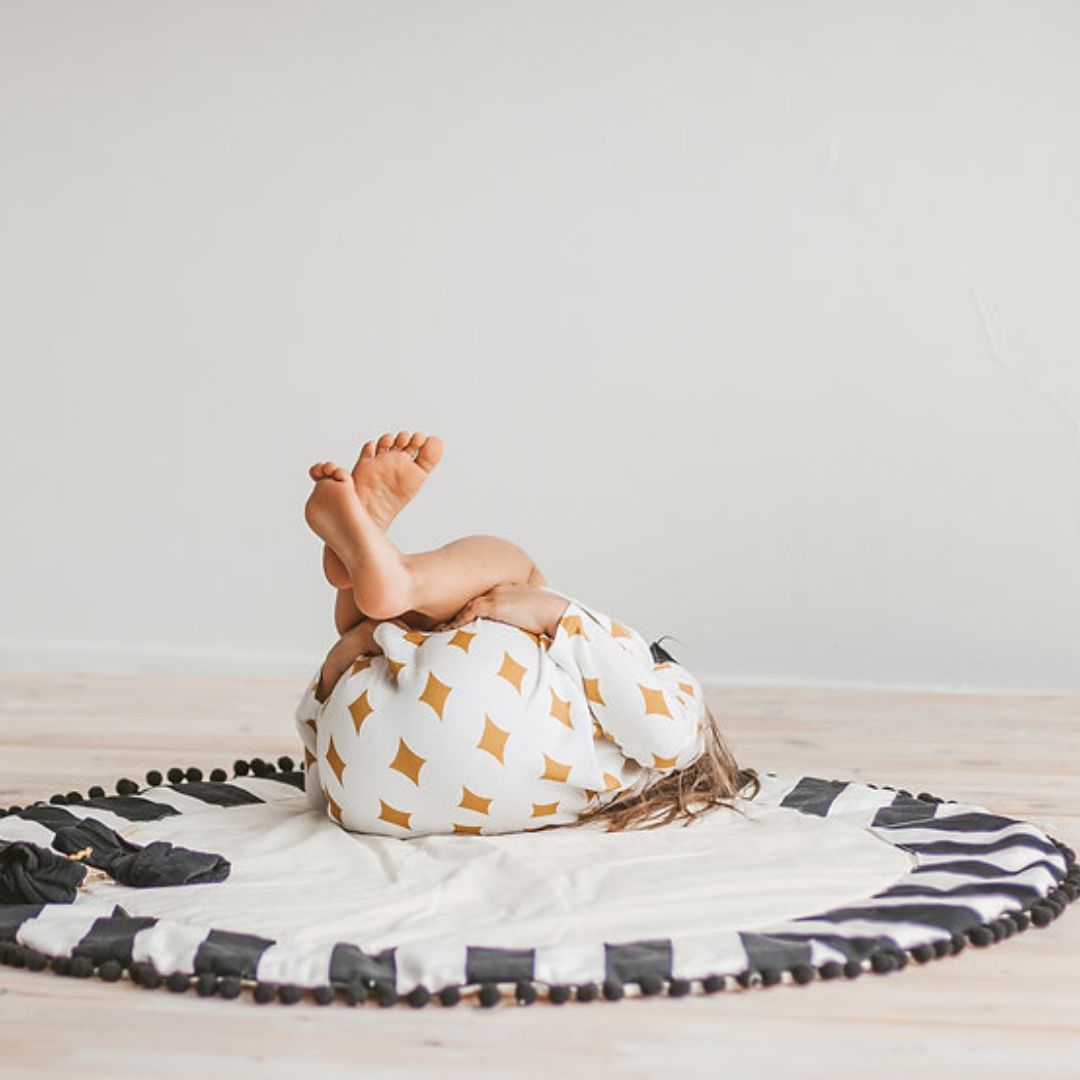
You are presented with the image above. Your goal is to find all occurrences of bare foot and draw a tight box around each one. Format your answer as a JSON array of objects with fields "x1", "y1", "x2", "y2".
[
  {"x1": 322, "y1": 431, "x2": 444, "y2": 588},
  {"x1": 305, "y1": 463, "x2": 416, "y2": 621}
]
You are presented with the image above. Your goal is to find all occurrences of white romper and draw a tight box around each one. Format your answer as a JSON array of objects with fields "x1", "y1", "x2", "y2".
[{"x1": 295, "y1": 595, "x2": 707, "y2": 837}]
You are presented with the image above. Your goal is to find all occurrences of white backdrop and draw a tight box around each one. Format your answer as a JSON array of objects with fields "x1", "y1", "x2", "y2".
[{"x1": 1, "y1": 1, "x2": 1078, "y2": 692}]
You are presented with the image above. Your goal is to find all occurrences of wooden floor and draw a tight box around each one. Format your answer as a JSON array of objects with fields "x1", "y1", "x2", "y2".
[{"x1": 1, "y1": 677, "x2": 1077, "y2": 1079}]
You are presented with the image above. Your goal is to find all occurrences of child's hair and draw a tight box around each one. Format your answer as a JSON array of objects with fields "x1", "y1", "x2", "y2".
[{"x1": 572, "y1": 702, "x2": 760, "y2": 832}]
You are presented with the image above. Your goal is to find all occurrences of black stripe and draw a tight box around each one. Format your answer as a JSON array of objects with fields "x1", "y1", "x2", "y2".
[
  {"x1": 876, "y1": 811, "x2": 1019, "y2": 834},
  {"x1": 911, "y1": 858, "x2": 1063, "y2": 881},
  {"x1": 0, "y1": 904, "x2": 44, "y2": 941},
  {"x1": 739, "y1": 932, "x2": 813, "y2": 971},
  {"x1": 779, "y1": 777, "x2": 849, "y2": 817},
  {"x1": 14, "y1": 805, "x2": 83, "y2": 832},
  {"x1": 270, "y1": 771, "x2": 305, "y2": 792},
  {"x1": 73, "y1": 912, "x2": 158, "y2": 965},
  {"x1": 329, "y1": 943, "x2": 397, "y2": 987},
  {"x1": 872, "y1": 794, "x2": 939, "y2": 828},
  {"x1": 81, "y1": 796, "x2": 180, "y2": 822},
  {"x1": 167, "y1": 782, "x2": 264, "y2": 807},
  {"x1": 899, "y1": 835, "x2": 1061, "y2": 859},
  {"x1": 466, "y1": 946, "x2": 535, "y2": 983},
  {"x1": 193, "y1": 928, "x2": 274, "y2": 978},
  {"x1": 878, "y1": 882, "x2": 1041, "y2": 903},
  {"x1": 796, "y1": 902, "x2": 981, "y2": 935},
  {"x1": 603, "y1": 940, "x2": 672, "y2": 982}
]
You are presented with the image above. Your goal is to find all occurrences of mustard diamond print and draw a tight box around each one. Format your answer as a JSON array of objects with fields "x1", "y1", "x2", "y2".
[
  {"x1": 449, "y1": 629, "x2": 475, "y2": 652},
  {"x1": 497, "y1": 651, "x2": 526, "y2": 693},
  {"x1": 652, "y1": 753, "x2": 678, "y2": 769},
  {"x1": 549, "y1": 689, "x2": 572, "y2": 728},
  {"x1": 325, "y1": 736, "x2": 347, "y2": 785},
  {"x1": 452, "y1": 823, "x2": 482, "y2": 835},
  {"x1": 638, "y1": 684, "x2": 671, "y2": 717},
  {"x1": 678, "y1": 681, "x2": 696, "y2": 697},
  {"x1": 583, "y1": 677, "x2": 605, "y2": 706},
  {"x1": 403, "y1": 630, "x2": 427, "y2": 646},
  {"x1": 351, "y1": 656, "x2": 373, "y2": 676},
  {"x1": 531, "y1": 801, "x2": 559, "y2": 818},
  {"x1": 458, "y1": 786, "x2": 492, "y2": 814},
  {"x1": 560, "y1": 613, "x2": 589, "y2": 640},
  {"x1": 303, "y1": 746, "x2": 316, "y2": 769},
  {"x1": 603, "y1": 772, "x2": 622, "y2": 791},
  {"x1": 419, "y1": 671, "x2": 452, "y2": 720},
  {"x1": 349, "y1": 689, "x2": 373, "y2": 734},
  {"x1": 610, "y1": 620, "x2": 632, "y2": 639},
  {"x1": 476, "y1": 713, "x2": 509, "y2": 763},
  {"x1": 390, "y1": 738, "x2": 426, "y2": 786},
  {"x1": 540, "y1": 754, "x2": 571, "y2": 783},
  {"x1": 386, "y1": 659, "x2": 405, "y2": 680},
  {"x1": 325, "y1": 790, "x2": 343, "y2": 824},
  {"x1": 378, "y1": 800, "x2": 411, "y2": 830}
]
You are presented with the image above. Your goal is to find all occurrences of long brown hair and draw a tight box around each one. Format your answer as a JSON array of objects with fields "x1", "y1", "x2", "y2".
[{"x1": 573, "y1": 702, "x2": 760, "y2": 832}]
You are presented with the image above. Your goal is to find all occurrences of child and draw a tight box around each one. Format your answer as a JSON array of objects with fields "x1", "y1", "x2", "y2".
[{"x1": 298, "y1": 431, "x2": 758, "y2": 837}]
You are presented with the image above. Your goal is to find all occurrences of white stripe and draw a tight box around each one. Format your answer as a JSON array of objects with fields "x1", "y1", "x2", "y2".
[
  {"x1": 670, "y1": 931, "x2": 750, "y2": 979},
  {"x1": 532, "y1": 941, "x2": 607, "y2": 985},
  {"x1": 255, "y1": 941, "x2": 335, "y2": 987},
  {"x1": 823, "y1": 784, "x2": 898, "y2": 824},
  {"x1": 226, "y1": 776, "x2": 304, "y2": 803},
  {"x1": 128, "y1": 918, "x2": 210, "y2": 976},
  {"x1": 16, "y1": 904, "x2": 110, "y2": 957},
  {"x1": 0, "y1": 816, "x2": 56, "y2": 845},
  {"x1": 392, "y1": 939, "x2": 468, "y2": 993},
  {"x1": 134, "y1": 786, "x2": 230, "y2": 815}
]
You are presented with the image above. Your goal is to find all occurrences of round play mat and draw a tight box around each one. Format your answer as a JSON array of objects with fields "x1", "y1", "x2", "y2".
[{"x1": 1, "y1": 757, "x2": 1075, "y2": 1007}]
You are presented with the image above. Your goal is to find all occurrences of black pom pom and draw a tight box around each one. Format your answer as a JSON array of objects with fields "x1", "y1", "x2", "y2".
[
  {"x1": 277, "y1": 755, "x2": 295, "y2": 772},
  {"x1": 66, "y1": 790, "x2": 84, "y2": 804},
  {"x1": 1030, "y1": 904, "x2": 1053, "y2": 927},
  {"x1": 70, "y1": 955, "x2": 94, "y2": 978},
  {"x1": 601, "y1": 978, "x2": 624, "y2": 1001},
  {"x1": 759, "y1": 966, "x2": 781, "y2": 987},
  {"x1": 210, "y1": 768, "x2": 227, "y2": 783},
  {"x1": 842, "y1": 960, "x2": 863, "y2": 979},
  {"x1": 5, "y1": 946, "x2": 26, "y2": 969},
  {"x1": 7, "y1": 805, "x2": 23, "y2": 814},
  {"x1": 278, "y1": 983, "x2": 303, "y2": 1005},
  {"x1": 933, "y1": 939, "x2": 952, "y2": 958},
  {"x1": 548, "y1": 984, "x2": 571, "y2": 1005},
  {"x1": 253, "y1": 981, "x2": 276, "y2": 1004},
  {"x1": 871, "y1": 952, "x2": 896, "y2": 974},
  {"x1": 407, "y1": 985, "x2": 431, "y2": 1008},
  {"x1": 116, "y1": 778, "x2": 138, "y2": 796},
  {"x1": 219, "y1": 975, "x2": 242, "y2": 1000},
  {"x1": 967, "y1": 926, "x2": 994, "y2": 947},
  {"x1": 131, "y1": 962, "x2": 162, "y2": 989},
  {"x1": 165, "y1": 971, "x2": 190, "y2": 993},
  {"x1": 313, "y1": 985, "x2": 336, "y2": 1006},
  {"x1": 233, "y1": 760, "x2": 250, "y2": 777},
  {"x1": 1013, "y1": 911, "x2": 1030, "y2": 932},
  {"x1": 167, "y1": 768, "x2": 185, "y2": 784},
  {"x1": 375, "y1": 982, "x2": 397, "y2": 1007},
  {"x1": 437, "y1": 985, "x2": 460, "y2": 1006},
  {"x1": 24, "y1": 950, "x2": 48, "y2": 973},
  {"x1": 818, "y1": 962, "x2": 843, "y2": 980},
  {"x1": 702, "y1": 974, "x2": 726, "y2": 993},
  {"x1": 49, "y1": 793, "x2": 68, "y2": 805},
  {"x1": 185, "y1": 767, "x2": 203, "y2": 783},
  {"x1": 478, "y1": 982, "x2": 501, "y2": 1007},
  {"x1": 790, "y1": 964, "x2": 814, "y2": 986},
  {"x1": 736, "y1": 969, "x2": 761, "y2": 989},
  {"x1": 87, "y1": 786, "x2": 105, "y2": 800},
  {"x1": 668, "y1": 977, "x2": 691, "y2": 997},
  {"x1": 910, "y1": 944, "x2": 935, "y2": 963},
  {"x1": 146, "y1": 770, "x2": 163, "y2": 787},
  {"x1": 195, "y1": 972, "x2": 218, "y2": 997},
  {"x1": 638, "y1": 973, "x2": 663, "y2": 996},
  {"x1": 514, "y1": 980, "x2": 537, "y2": 1005},
  {"x1": 98, "y1": 959, "x2": 123, "y2": 982},
  {"x1": 250, "y1": 758, "x2": 268, "y2": 775},
  {"x1": 950, "y1": 934, "x2": 966, "y2": 954},
  {"x1": 576, "y1": 982, "x2": 598, "y2": 1002},
  {"x1": 344, "y1": 983, "x2": 368, "y2": 1006},
  {"x1": 51, "y1": 956, "x2": 71, "y2": 976}
]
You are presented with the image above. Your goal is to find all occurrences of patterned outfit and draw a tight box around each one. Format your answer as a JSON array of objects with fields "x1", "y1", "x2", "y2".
[{"x1": 295, "y1": 595, "x2": 707, "y2": 837}]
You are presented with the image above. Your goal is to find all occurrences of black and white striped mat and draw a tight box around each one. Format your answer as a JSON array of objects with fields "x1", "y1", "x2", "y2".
[{"x1": 0, "y1": 759, "x2": 1075, "y2": 1007}]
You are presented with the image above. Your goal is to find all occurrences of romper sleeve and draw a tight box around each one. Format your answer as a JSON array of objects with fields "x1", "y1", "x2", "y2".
[
  {"x1": 545, "y1": 595, "x2": 706, "y2": 773},
  {"x1": 295, "y1": 671, "x2": 329, "y2": 812}
]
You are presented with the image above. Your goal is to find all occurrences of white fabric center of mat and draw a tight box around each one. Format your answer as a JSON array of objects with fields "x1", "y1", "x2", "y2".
[{"x1": 85, "y1": 794, "x2": 913, "y2": 951}]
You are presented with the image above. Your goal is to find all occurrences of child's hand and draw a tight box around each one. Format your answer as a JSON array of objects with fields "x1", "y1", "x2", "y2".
[{"x1": 440, "y1": 584, "x2": 570, "y2": 638}]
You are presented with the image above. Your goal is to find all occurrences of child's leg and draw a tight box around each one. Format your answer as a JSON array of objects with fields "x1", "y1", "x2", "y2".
[{"x1": 306, "y1": 463, "x2": 541, "y2": 624}]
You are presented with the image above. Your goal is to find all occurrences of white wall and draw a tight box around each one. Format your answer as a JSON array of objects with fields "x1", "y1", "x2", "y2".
[{"x1": 1, "y1": 1, "x2": 1078, "y2": 692}]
